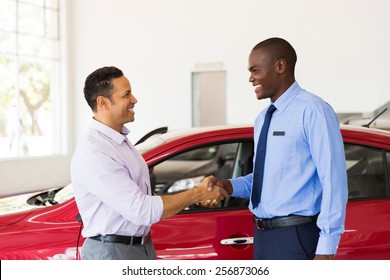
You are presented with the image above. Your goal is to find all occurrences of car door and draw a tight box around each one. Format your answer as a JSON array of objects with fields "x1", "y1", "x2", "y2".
[
  {"x1": 150, "y1": 141, "x2": 254, "y2": 260},
  {"x1": 337, "y1": 143, "x2": 390, "y2": 259}
]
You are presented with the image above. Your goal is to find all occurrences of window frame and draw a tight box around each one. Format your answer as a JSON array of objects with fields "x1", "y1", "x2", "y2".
[
  {"x1": 0, "y1": 0, "x2": 70, "y2": 198},
  {"x1": 0, "y1": 0, "x2": 64, "y2": 159}
]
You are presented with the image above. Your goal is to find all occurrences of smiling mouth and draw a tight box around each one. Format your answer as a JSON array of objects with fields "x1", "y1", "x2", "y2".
[
  {"x1": 254, "y1": 84, "x2": 262, "y2": 92},
  {"x1": 128, "y1": 108, "x2": 135, "y2": 113}
]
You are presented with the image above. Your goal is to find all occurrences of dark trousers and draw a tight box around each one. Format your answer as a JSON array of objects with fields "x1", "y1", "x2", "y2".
[{"x1": 254, "y1": 220, "x2": 320, "y2": 260}]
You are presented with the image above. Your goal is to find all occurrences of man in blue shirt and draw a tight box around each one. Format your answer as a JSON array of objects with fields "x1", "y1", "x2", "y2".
[{"x1": 209, "y1": 38, "x2": 348, "y2": 260}]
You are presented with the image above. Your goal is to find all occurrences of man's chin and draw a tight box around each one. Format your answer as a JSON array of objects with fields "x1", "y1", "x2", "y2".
[
  {"x1": 255, "y1": 93, "x2": 265, "y2": 100},
  {"x1": 128, "y1": 114, "x2": 135, "y2": 122}
]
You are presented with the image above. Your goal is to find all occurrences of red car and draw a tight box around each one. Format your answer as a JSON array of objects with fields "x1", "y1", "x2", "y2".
[{"x1": 0, "y1": 124, "x2": 389, "y2": 260}]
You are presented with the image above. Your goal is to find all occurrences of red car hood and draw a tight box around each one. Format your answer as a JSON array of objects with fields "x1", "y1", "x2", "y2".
[{"x1": 0, "y1": 209, "x2": 37, "y2": 227}]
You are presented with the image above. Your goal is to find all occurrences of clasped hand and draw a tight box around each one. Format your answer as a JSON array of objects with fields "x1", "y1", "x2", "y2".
[{"x1": 196, "y1": 176, "x2": 227, "y2": 208}]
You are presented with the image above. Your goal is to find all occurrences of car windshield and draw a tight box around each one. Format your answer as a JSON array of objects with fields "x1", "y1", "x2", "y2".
[
  {"x1": 0, "y1": 184, "x2": 75, "y2": 215},
  {"x1": 0, "y1": 193, "x2": 36, "y2": 214},
  {"x1": 53, "y1": 184, "x2": 74, "y2": 203}
]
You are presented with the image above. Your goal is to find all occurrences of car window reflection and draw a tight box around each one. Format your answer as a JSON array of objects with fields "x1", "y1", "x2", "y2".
[
  {"x1": 151, "y1": 143, "x2": 238, "y2": 195},
  {"x1": 345, "y1": 144, "x2": 388, "y2": 200},
  {"x1": 150, "y1": 142, "x2": 252, "y2": 211}
]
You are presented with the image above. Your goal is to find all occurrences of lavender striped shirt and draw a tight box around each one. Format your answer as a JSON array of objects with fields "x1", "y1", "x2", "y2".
[{"x1": 71, "y1": 119, "x2": 163, "y2": 237}]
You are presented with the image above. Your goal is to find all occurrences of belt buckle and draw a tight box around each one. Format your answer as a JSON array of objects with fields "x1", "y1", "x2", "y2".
[
  {"x1": 257, "y1": 219, "x2": 266, "y2": 230},
  {"x1": 253, "y1": 217, "x2": 266, "y2": 230}
]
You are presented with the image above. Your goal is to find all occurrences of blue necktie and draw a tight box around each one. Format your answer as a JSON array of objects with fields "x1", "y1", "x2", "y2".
[{"x1": 251, "y1": 104, "x2": 276, "y2": 208}]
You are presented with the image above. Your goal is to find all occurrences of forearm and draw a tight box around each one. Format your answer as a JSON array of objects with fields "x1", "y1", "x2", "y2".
[
  {"x1": 160, "y1": 181, "x2": 226, "y2": 220},
  {"x1": 160, "y1": 188, "x2": 201, "y2": 220}
]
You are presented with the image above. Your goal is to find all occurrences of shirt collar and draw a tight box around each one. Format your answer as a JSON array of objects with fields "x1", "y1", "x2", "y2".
[
  {"x1": 272, "y1": 81, "x2": 301, "y2": 112},
  {"x1": 91, "y1": 118, "x2": 130, "y2": 145}
]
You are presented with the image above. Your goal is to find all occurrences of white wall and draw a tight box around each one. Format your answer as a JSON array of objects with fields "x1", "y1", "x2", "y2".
[
  {"x1": 2, "y1": 0, "x2": 390, "y2": 197},
  {"x1": 69, "y1": 0, "x2": 390, "y2": 145}
]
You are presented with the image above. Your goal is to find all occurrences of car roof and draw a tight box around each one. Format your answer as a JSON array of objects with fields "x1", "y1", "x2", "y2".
[
  {"x1": 157, "y1": 124, "x2": 390, "y2": 142},
  {"x1": 140, "y1": 124, "x2": 390, "y2": 164},
  {"x1": 340, "y1": 124, "x2": 390, "y2": 149},
  {"x1": 140, "y1": 125, "x2": 253, "y2": 163},
  {"x1": 158, "y1": 124, "x2": 253, "y2": 140}
]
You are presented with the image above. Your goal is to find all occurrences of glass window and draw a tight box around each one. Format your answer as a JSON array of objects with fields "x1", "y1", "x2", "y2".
[
  {"x1": 345, "y1": 143, "x2": 388, "y2": 200},
  {"x1": 0, "y1": 0, "x2": 61, "y2": 158},
  {"x1": 172, "y1": 146, "x2": 218, "y2": 161},
  {"x1": 150, "y1": 141, "x2": 252, "y2": 211},
  {"x1": 151, "y1": 143, "x2": 238, "y2": 195}
]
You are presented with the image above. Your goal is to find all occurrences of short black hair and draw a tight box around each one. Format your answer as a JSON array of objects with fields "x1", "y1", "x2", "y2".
[
  {"x1": 83, "y1": 66, "x2": 124, "y2": 111},
  {"x1": 253, "y1": 37, "x2": 297, "y2": 72}
]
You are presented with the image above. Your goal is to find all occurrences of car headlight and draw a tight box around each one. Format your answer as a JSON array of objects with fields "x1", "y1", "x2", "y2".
[{"x1": 167, "y1": 175, "x2": 206, "y2": 193}]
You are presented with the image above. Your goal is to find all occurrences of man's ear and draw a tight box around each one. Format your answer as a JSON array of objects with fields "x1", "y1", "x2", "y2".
[
  {"x1": 275, "y1": 59, "x2": 287, "y2": 74},
  {"x1": 96, "y1": 96, "x2": 110, "y2": 110}
]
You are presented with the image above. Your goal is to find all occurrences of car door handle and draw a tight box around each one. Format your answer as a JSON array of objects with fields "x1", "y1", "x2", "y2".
[{"x1": 220, "y1": 237, "x2": 253, "y2": 245}]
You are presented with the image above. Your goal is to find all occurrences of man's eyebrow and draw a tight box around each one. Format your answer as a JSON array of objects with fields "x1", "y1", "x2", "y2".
[
  {"x1": 248, "y1": 66, "x2": 256, "y2": 71},
  {"x1": 122, "y1": 89, "x2": 131, "y2": 95}
]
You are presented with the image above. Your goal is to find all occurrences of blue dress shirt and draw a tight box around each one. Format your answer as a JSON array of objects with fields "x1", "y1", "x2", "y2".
[
  {"x1": 230, "y1": 82, "x2": 348, "y2": 255},
  {"x1": 71, "y1": 119, "x2": 163, "y2": 238}
]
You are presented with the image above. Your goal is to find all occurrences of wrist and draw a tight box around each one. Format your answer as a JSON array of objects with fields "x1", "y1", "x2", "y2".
[{"x1": 221, "y1": 179, "x2": 233, "y2": 195}]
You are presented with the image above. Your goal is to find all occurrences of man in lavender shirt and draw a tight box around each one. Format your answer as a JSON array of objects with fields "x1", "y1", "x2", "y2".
[{"x1": 71, "y1": 66, "x2": 226, "y2": 260}]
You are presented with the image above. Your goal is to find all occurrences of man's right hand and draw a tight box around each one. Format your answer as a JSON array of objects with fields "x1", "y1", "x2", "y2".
[
  {"x1": 196, "y1": 176, "x2": 228, "y2": 206},
  {"x1": 198, "y1": 176, "x2": 233, "y2": 208},
  {"x1": 160, "y1": 176, "x2": 229, "y2": 220}
]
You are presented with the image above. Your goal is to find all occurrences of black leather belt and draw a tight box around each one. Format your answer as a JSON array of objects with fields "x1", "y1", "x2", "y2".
[
  {"x1": 253, "y1": 214, "x2": 318, "y2": 230},
  {"x1": 89, "y1": 233, "x2": 151, "y2": 245}
]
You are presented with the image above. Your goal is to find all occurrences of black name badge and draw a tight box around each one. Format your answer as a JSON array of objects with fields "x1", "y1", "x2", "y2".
[{"x1": 273, "y1": 131, "x2": 285, "y2": 136}]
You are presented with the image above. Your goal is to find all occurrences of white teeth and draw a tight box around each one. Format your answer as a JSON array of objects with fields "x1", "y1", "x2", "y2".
[
  {"x1": 254, "y1": 85, "x2": 262, "y2": 92},
  {"x1": 128, "y1": 108, "x2": 134, "y2": 113}
]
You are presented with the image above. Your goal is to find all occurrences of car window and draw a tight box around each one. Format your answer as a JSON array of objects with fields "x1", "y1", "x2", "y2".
[
  {"x1": 150, "y1": 142, "x2": 252, "y2": 211},
  {"x1": 345, "y1": 143, "x2": 389, "y2": 200},
  {"x1": 151, "y1": 140, "x2": 390, "y2": 212},
  {"x1": 387, "y1": 151, "x2": 390, "y2": 186},
  {"x1": 171, "y1": 146, "x2": 218, "y2": 160}
]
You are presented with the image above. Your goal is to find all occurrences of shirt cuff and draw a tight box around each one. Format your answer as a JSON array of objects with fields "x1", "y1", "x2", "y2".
[
  {"x1": 152, "y1": 195, "x2": 164, "y2": 224},
  {"x1": 315, "y1": 234, "x2": 341, "y2": 255},
  {"x1": 230, "y1": 177, "x2": 250, "y2": 198}
]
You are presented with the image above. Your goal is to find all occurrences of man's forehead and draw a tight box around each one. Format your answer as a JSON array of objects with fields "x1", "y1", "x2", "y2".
[
  {"x1": 112, "y1": 76, "x2": 131, "y2": 90},
  {"x1": 250, "y1": 47, "x2": 269, "y2": 58},
  {"x1": 248, "y1": 49, "x2": 271, "y2": 67}
]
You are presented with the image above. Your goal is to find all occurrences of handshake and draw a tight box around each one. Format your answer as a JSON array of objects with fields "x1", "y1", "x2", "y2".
[
  {"x1": 160, "y1": 175, "x2": 235, "y2": 219},
  {"x1": 195, "y1": 176, "x2": 233, "y2": 208}
]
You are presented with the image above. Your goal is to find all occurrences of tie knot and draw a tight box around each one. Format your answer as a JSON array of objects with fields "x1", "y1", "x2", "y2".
[{"x1": 267, "y1": 105, "x2": 276, "y2": 115}]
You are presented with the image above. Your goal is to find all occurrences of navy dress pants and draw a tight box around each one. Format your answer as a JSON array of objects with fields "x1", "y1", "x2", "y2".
[{"x1": 253, "y1": 220, "x2": 320, "y2": 260}]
